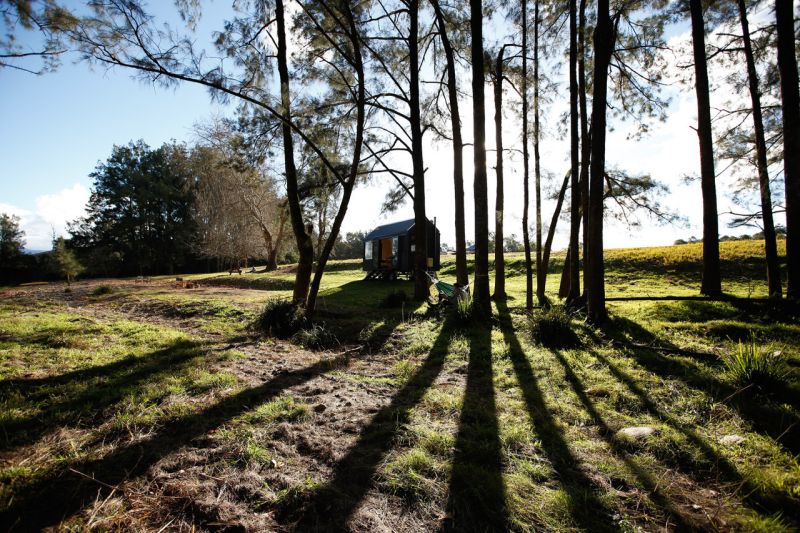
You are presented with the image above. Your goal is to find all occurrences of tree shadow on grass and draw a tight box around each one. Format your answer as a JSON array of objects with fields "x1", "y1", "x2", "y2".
[
  {"x1": 0, "y1": 339, "x2": 204, "y2": 452},
  {"x1": 549, "y1": 349, "x2": 695, "y2": 529},
  {"x1": 587, "y1": 340, "x2": 800, "y2": 521},
  {"x1": 604, "y1": 316, "x2": 800, "y2": 457},
  {"x1": 443, "y1": 321, "x2": 508, "y2": 531},
  {"x1": 0, "y1": 350, "x2": 359, "y2": 530},
  {"x1": 495, "y1": 302, "x2": 618, "y2": 532},
  {"x1": 279, "y1": 321, "x2": 453, "y2": 531}
]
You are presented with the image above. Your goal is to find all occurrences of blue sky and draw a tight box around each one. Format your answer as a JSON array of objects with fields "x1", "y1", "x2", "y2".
[{"x1": 0, "y1": 2, "x2": 779, "y2": 252}]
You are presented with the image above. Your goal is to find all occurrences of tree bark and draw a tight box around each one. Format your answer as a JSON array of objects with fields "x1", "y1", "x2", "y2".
[
  {"x1": 276, "y1": 0, "x2": 313, "y2": 305},
  {"x1": 776, "y1": 0, "x2": 800, "y2": 300},
  {"x1": 586, "y1": 0, "x2": 613, "y2": 324},
  {"x1": 534, "y1": 0, "x2": 544, "y2": 305},
  {"x1": 471, "y1": 0, "x2": 490, "y2": 314},
  {"x1": 431, "y1": 0, "x2": 468, "y2": 287},
  {"x1": 521, "y1": 0, "x2": 533, "y2": 310},
  {"x1": 493, "y1": 47, "x2": 507, "y2": 300},
  {"x1": 690, "y1": 0, "x2": 721, "y2": 297},
  {"x1": 410, "y1": 0, "x2": 429, "y2": 301},
  {"x1": 578, "y1": 0, "x2": 590, "y2": 302},
  {"x1": 566, "y1": 0, "x2": 581, "y2": 305},
  {"x1": 737, "y1": 0, "x2": 781, "y2": 298}
]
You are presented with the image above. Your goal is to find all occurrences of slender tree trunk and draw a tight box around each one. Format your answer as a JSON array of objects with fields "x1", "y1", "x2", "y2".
[
  {"x1": 305, "y1": 2, "x2": 366, "y2": 318},
  {"x1": 493, "y1": 47, "x2": 506, "y2": 300},
  {"x1": 431, "y1": 0, "x2": 468, "y2": 287},
  {"x1": 267, "y1": 208, "x2": 288, "y2": 271},
  {"x1": 543, "y1": 170, "x2": 570, "y2": 284},
  {"x1": 737, "y1": 0, "x2": 781, "y2": 298},
  {"x1": 690, "y1": 0, "x2": 721, "y2": 297},
  {"x1": 410, "y1": 0, "x2": 429, "y2": 301},
  {"x1": 586, "y1": 0, "x2": 613, "y2": 324},
  {"x1": 776, "y1": 0, "x2": 800, "y2": 300},
  {"x1": 521, "y1": 0, "x2": 533, "y2": 310},
  {"x1": 559, "y1": 247, "x2": 571, "y2": 298},
  {"x1": 566, "y1": 0, "x2": 580, "y2": 305},
  {"x1": 471, "y1": 0, "x2": 490, "y2": 315},
  {"x1": 276, "y1": 0, "x2": 313, "y2": 305},
  {"x1": 534, "y1": 0, "x2": 544, "y2": 305},
  {"x1": 578, "y1": 0, "x2": 590, "y2": 302}
]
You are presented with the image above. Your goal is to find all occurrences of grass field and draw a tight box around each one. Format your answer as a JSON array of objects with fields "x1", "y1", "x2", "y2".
[{"x1": 1, "y1": 240, "x2": 798, "y2": 531}]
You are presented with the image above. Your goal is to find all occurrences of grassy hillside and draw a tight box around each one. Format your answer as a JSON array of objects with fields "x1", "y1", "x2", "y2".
[{"x1": 0, "y1": 239, "x2": 798, "y2": 531}]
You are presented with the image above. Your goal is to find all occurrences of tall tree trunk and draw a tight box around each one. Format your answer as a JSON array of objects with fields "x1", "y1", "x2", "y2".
[
  {"x1": 690, "y1": 0, "x2": 721, "y2": 297},
  {"x1": 431, "y1": 0, "x2": 468, "y2": 287},
  {"x1": 471, "y1": 0, "x2": 490, "y2": 315},
  {"x1": 776, "y1": 0, "x2": 800, "y2": 300},
  {"x1": 738, "y1": 0, "x2": 781, "y2": 298},
  {"x1": 578, "y1": 0, "x2": 590, "y2": 301},
  {"x1": 276, "y1": 0, "x2": 313, "y2": 305},
  {"x1": 521, "y1": 0, "x2": 533, "y2": 310},
  {"x1": 566, "y1": 0, "x2": 580, "y2": 305},
  {"x1": 410, "y1": 0, "x2": 429, "y2": 301},
  {"x1": 534, "y1": 0, "x2": 544, "y2": 305},
  {"x1": 586, "y1": 0, "x2": 613, "y2": 324},
  {"x1": 305, "y1": 1, "x2": 366, "y2": 318},
  {"x1": 493, "y1": 47, "x2": 506, "y2": 300}
]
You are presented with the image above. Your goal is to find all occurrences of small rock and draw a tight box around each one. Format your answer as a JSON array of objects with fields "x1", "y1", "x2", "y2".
[
  {"x1": 616, "y1": 426, "x2": 658, "y2": 440},
  {"x1": 718, "y1": 434, "x2": 745, "y2": 446},
  {"x1": 585, "y1": 387, "x2": 611, "y2": 398},
  {"x1": 313, "y1": 403, "x2": 327, "y2": 413}
]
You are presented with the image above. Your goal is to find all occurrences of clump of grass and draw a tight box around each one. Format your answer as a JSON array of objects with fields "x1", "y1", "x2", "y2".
[
  {"x1": 380, "y1": 289, "x2": 409, "y2": 308},
  {"x1": 90, "y1": 285, "x2": 114, "y2": 296},
  {"x1": 528, "y1": 306, "x2": 581, "y2": 348},
  {"x1": 382, "y1": 448, "x2": 440, "y2": 500},
  {"x1": 451, "y1": 296, "x2": 476, "y2": 326},
  {"x1": 256, "y1": 299, "x2": 306, "y2": 339},
  {"x1": 244, "y1": 395, "x2": 311, "y2": 425},
  {"x1": 292, "y1": 323, "x2": 340, "y2": 350},
  {"x1": 723, "y1": 336, "x2": 788, "y2": 390}
]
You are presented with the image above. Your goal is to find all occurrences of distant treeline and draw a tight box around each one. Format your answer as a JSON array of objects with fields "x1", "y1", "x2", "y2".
[
  {"x1": 0, "y1": 137, "x2": 371, "y2": 284},
  {"x1": 674, "y1": 229, "x2": 786, "y2": 246}
]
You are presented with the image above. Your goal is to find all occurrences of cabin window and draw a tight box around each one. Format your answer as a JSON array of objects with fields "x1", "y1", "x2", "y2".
[
  {"x1": 365, "y1": 241, "x2": 373, "y2": 260},
  {"x1": 392, "y1": 237, "x2": 398, "y2": 256}
]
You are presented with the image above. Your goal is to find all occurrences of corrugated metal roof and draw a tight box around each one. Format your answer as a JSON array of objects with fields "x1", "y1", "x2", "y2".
[{"x1": 364, "y1": 218, "x2": 416, "y2": 240}]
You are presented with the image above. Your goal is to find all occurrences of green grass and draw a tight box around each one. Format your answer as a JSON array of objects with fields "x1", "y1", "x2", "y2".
[{"x1": 0, "y1": 239, "x2": 798, "y2": 531}]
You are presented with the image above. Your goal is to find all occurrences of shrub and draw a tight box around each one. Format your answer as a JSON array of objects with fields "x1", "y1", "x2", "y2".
[
  {"x1": 380, "y1": 289, "x2": 409, "y2": 308},
  {"x1": 292, "y1": 323, "x2": 340, "y2": 350},
  {"x1": 723, "y1": 336, "x2": 788, "y2": 390},
  {"x1": 528, "y1": 306, "x2": 581, "y2": 348},
  {"x1": 90, "y1": 285, "x2": 114, "y2": 296},
  {"x1": 256, "y1": 299, "x2": 306, "y2": 339}
]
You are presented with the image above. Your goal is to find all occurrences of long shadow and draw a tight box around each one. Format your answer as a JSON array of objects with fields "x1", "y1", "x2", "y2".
[
  {"x1": 495, "y1": 303, "x2": 618, "y2": 531},
  {"x1": 588, "y1": 343, "x2": 800, "y2": 520},
  {"x1": 444, "y1": 321, "x2": 508, "y2": 531},
  {"x1": 282, "y1": 321, "x2": 452, "y2": 531},
  {"x1": 605, "y1": 316, "x2": 800, "y2": 456},
  {"x1": 549, "y1": 349, "x2": 694, "y2": 529},
  {"x1": 0, "y1": 339, "x2": 204, "y2": 451},
  {"x1": 0, "y1": 338, "x2": 195, "y2": 394},
  {"x1": 0, "y1": 350, "x2": 358, "y2": 530}
]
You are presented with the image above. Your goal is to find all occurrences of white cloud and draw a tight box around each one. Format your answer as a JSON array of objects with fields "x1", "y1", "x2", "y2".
[{"x1": 0, "y1": 183, "x2": 90, "y2": 251}]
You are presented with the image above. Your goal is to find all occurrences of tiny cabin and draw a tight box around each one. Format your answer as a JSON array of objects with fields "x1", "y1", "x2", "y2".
[{"x1": 363, "y1": 218, "x2": 440, "y2": 279}]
